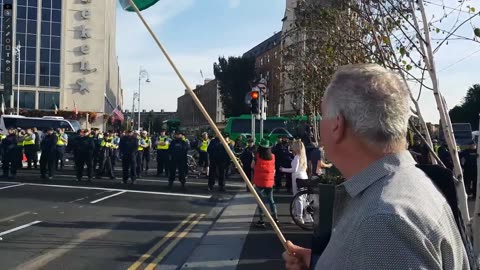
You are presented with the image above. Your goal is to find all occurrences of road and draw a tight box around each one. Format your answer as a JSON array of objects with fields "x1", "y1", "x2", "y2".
[{"x1": 0, "y1": 157, "x2": 246, "y2": 270}]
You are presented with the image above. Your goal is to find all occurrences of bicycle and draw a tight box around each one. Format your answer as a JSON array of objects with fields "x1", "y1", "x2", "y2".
[{"x1": 289, "y1": 177, "x2": 321, "y2": 231}]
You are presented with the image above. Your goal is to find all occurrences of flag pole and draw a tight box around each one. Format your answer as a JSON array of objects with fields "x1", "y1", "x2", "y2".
[{"x1": 128, "y1": 0, "x2": 288, "y2": 250}]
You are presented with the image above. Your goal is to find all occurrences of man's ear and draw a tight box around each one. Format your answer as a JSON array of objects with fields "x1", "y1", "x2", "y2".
[{"x1": 332, "y1": 114, "x2": 346, "y2": 144}]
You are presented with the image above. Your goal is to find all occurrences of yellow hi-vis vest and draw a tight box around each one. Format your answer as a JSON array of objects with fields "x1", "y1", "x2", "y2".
[
  {"x1": 57, "y1": 133, "x2": 66, "y2": 146},
  {"x1": 24, "y1": 134, "x2": 35, "y2": 146},
  {"x1": 138, "y1": 138, "x2": 146, "y2": 151},
  {"x1": 17, "y1": 136, "x2": 25, "y2": 147},
  {"x1": 200, "y1": 140, "x2": 209, "y2": 152},
  {"x1": 157, "y1": 136, "x2": 169, "y2": 150}
]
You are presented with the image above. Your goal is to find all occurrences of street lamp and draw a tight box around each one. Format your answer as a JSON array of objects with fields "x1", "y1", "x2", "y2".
[
  {"x1": 137, "y1": 67, "x2": 150, "y2": 130},
  {"x1": 15, "y1": 43, "x2": 21, "y2": 115}
]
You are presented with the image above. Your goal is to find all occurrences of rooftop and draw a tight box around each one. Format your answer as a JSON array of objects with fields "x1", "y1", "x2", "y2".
[{"x1": 243, "y1": 32, "x2": 281, "y2": 59}]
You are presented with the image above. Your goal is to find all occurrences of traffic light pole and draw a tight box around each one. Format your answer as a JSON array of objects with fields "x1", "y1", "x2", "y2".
[
  {"x1": 251, "y1": 114, "x2": 255, "y2": 144},
  {"x1": 259, "y1": 90, "x2": 264, "y2": 140}
]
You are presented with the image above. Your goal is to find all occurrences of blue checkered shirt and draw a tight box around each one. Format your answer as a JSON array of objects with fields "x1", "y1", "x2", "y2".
[{"x1": 315, "y1": 151, "x2": 469, "y2": 270}]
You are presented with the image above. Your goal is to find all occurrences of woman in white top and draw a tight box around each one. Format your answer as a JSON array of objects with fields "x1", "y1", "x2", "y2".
[{"x1": 280, "y1": 140, "x2": 312, "y2": 224}]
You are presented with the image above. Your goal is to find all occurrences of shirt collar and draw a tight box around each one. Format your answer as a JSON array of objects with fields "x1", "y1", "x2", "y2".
[{"x1": 341, "y1": 151, "x2": 416, "y2": 197}]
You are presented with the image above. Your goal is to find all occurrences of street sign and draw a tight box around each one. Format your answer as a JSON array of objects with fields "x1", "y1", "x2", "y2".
[{"x1": 2, "y1": 4, "x2": 13, "y2": 96}]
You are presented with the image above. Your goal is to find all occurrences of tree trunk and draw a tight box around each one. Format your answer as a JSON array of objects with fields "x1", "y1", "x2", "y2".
[
  {"x1": 414, "y1": 0, "x2": 470, "y2": 224},
  {"x1": 473, "y1": 115, "x2": 480, "y2": 260}
]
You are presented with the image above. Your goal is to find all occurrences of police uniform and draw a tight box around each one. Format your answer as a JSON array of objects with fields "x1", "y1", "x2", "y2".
[
  {"x1": 16, "y1": 132, "x2": 25, "y2": 170},
  {"x1": 0, "y1": 133, "x2": 6, "y2": 162},
  {"x1": 93, "y1": 132, "x2": 104, "y2": 171},
  {"x1": 75, "y1": 131, "x2": 95, "y2": 181},
  {"x1": 24, "y1": 132, "x2": 37, "y2": 169},
  {"x1": 168, "y1": 135, "x2": 189, "y2": 189},
  {"x1": 120, "y1": 133, "x2": 138, "y2": 184},
  {"x1": 56, "y1": 131, "x2": 68, "y2": 170},
  {"x1": 96, "y1": 136, "x2": 115, "y2": 179},
  {"x1": 156, "y1": 134, "x2": 170, "y2": 176},
  {"x1": 198, "y1": 138, "x2": 210, "y2": 174},
  {"x1": 2, "y1": 131, "x2": 18, "y2": 178},
  {"x1": 142, "y1": 135, "x2": 151, "y2": 173},
  {"x1": 40, "y1": 129, "x2": 58, "y2": 180},
  {"x1": 136, "y1": 136, "x2": 147, "y2": 176}
]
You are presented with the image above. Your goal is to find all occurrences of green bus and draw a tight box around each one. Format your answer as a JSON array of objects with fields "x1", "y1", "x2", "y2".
[{"x1": 224, "y1": 115, "x2": 319, "y2": 144}]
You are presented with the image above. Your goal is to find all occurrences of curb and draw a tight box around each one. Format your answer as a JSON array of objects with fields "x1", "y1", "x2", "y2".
[{"x1": 181, "y1": 193, "x2": 257, "y2": 269}]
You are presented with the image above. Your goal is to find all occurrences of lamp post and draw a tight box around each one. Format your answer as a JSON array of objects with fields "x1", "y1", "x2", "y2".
[
  {"x1": 137, "y1": 67, "x2": 150, "y2": 131},
  {"x1": 15, "y1": 43, "x2": 21, "y2": 115}
]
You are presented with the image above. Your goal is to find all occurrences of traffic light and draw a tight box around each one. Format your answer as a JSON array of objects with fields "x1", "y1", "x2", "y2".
[{"x1": 250, "y1": 90, "x2": 260, "y2": 114}]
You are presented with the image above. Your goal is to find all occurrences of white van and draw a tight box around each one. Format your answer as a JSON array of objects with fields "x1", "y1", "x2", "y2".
[{"x1": 0, "y1": 115, "x2": 77, "y2": 134}]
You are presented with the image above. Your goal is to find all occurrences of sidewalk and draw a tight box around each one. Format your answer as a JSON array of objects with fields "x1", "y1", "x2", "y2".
[{"x1": 182, "y1": 189, "x2": 312, "y2": 270}]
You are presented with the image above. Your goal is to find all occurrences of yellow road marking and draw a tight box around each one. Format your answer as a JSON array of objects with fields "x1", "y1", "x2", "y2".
[
  {"x1": 145, "y1": 214, "x2": 206, "y2": 270},
  {"x1": 128, "y1": 214, "x2": 196, "y2": 270}
]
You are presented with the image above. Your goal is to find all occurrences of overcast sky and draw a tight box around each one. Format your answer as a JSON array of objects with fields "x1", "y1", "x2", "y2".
[{"x1": 116, "y1": 0, "x2": 480, "y2": 125}]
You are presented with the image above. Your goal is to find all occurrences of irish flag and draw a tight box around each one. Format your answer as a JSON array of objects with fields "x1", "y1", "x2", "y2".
[{"x1": 119, "y1": 0, "x2": 160, "y2": 11}]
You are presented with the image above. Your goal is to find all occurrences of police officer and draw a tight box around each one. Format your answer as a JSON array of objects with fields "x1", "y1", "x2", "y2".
[
  {"x1": 112, "y1": 132, "x2": 120, "y2": 169},
  {"x1": 56, "y1": 128, "x2": 68, "y2": 170},
  {"x1": 136, "y1": 132, "x2": 147, "y2": 176},
  {"x1": 156, "y1": 129, "x2": 170, "y2": 177},
  {"x1": 207, "y1": 133, "x2": 232, "y2": 192},
  {"x1": 24, "y1": 128, "x2": 37, "y2": 169},
  {"x1": 16, "y1": 129, "x2": 25, "y2": 170},
  {"x1": 2, "y1": 127, "x2": 18, "y2": 179},
  {"x1": 168, "y1": 132, "x2": 189, "y2": 190},
  {"x1": 40, "y1": 127, "x2": 58, "y2": 180},
  {"x1": 0, "y1": 130, "x2": 6, "y2": 162},
  {"x1": 92, "y1": 129, "x2": 103, "y2": 171},
  {"x1": 198, "y1": 132, "x2": 210, "y2": 176},
  {"x1": 460, "y1": 141, "x2": 478, "y2": 197},
  {"x1": 272, "y1": 135, "x2": 293, "y2": 191},
  {"x1": 96, "y1": 133, "x2": 115, "y2": 179},
  {"x1": 120, "y1": 130, "x2": 138, "y2": 184},
  {"x1": 141, "y1": 131, "x2": 151, "y2": 174},
  {"x1": 33, "y1": 127, "x2": 40, "y2": 169},
  {"x1": 74, "y1": 129, "x2": 95, "y2": 182}
]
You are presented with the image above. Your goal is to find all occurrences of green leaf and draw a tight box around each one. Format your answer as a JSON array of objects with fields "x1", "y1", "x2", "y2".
[
  {"x1": 406, "y1": 65, "x2": 413, "y2": 71},
  {"x1": 436, "y1": 28, "x2": 440, "y2": 33},
  {"x1": 399, "y1": 47, "x2": 406, "y2": 56},
  {"x1": 402, "y1": 60, "x2": 407, "y2": 65},
  {"x1": 475, "y1": 28, "x2": 480, "y2": 38},
  {"x1": 470, "y1": 7, "x2": 476, "y2": 13}
]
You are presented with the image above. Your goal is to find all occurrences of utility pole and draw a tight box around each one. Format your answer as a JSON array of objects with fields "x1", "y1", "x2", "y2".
[
  {"x1": 15, "y1": 43, "x2": 20, "y2": 115},
  {"x1": 138, "y1": 67, "x2": 150, "y2": 131}
]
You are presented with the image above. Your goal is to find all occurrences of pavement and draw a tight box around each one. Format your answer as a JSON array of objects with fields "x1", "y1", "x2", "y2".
[{"x1": 0, "y1": 157, "x2": 311, "y2": 270}]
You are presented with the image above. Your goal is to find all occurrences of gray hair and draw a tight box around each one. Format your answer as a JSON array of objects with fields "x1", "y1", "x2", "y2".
[{"x1": 323, "y1": 64, "x2": 410, "y2": 152}]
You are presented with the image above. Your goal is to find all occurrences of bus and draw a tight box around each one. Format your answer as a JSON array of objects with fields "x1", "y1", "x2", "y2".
[
  {"x1": 439, "y1": 122, "x2": 473, "y2": 150},
  {"x1": 224, "y1": 115, "x2": 300, "y2": 144},
  {"x1": 0, "y1": 115, "x2": 77, "y2": 134}
]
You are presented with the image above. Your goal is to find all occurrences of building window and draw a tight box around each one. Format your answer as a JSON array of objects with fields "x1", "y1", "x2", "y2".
[
  {"x1": 14, "y1": 91, "x2": 36, "y2": 109},
  {"x1": 38, "y1": 91, "x2": 59, "y2": 110},
  {"x1": 267, "y1": 55, "x2": 270, "y2": 63},
  {"x1": 260, "y1": 58, "x2": 263, "y2": 66},
  {"x1": 15, "y1": 0, "x2": 38, "y2": 86},
  {"x1": 40, "y1": 0, "x2": 62, "y2": 87},
  {"x1": 274, "y1": 51, "x2": 278, "y2": 59}
]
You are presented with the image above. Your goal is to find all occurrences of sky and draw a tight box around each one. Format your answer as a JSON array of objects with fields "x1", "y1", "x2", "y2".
[{"x1": 116, "y1": 0, "x2": 480, "y2": 125}]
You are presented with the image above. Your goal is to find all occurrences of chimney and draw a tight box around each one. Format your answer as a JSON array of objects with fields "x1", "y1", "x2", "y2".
[
  {"x1": 142, "y1": 109, "x2": 146, "y2": 113},
  {"x1": 161, "y1": 109, "x2": 164, "y2": 113}
]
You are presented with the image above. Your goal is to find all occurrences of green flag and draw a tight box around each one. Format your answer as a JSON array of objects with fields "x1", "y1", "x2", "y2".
[{"x1": 119, "y1": 0, "x2": 160, "y2": 11}]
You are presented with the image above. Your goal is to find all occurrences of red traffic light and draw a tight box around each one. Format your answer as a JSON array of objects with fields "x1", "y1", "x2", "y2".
[{"x1": 250, "y1": 91, "x2": 259, "y2": 100}]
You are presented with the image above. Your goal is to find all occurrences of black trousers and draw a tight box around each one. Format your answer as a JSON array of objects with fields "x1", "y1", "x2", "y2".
[
  {"x1": 122, "y1": 152, "x2": 137, "y2": 182},
  {"x1": 209, "y1": 161, "x2": 227, "y2": 188},
  {"x1": 143, "y1": 150, "x2": 150, "y2": 171},
  {"x1": 40, "y1": 152, "x2": 55, "y2": 178},
  {"x1": 136, "y1": 150, "x2": 143, "y2": 175},
  {"x1": 16, "y1": 147, "x2": 24, "y2": 169},
  {"x1": 56, "y1": 146, "x2": 66, "y2": 169},
  {"x1": 25, "y1": 145, "x2": 37, "y2": 168},
  {"x1": 169, "y1": 159, "x2": 186, "y2": 184},
  {"x1": 157, "y1": 150, "x2": 169, "y2": 176},
  {"x1": 76, "y1": 152, "x2": 93, "y2": 179},
  {"x1": 97, "y1": 151, "x2": 114, "y2": 178},
  {"x1": 2, "y1": 153, "x2": 17, "y2": 177}
]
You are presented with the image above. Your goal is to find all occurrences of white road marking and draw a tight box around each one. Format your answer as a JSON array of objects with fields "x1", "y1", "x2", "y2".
[
  {"x1": 137, "y1": 178, "x2": 246, "y2": 188},
  {"x1": 90, "y1": 191, "x2": 126, "y2": 204},
  {"x1": 0, "y1": 183, "x2": 26, "y2": 190},
  {"x1": 0, "y1": 212, "x2": 31, "y2": 223},
  {"x1": 0, "y1": 182, "x2": 212, "y2": 199},
  {"x1": 0, "y1": 220, "x2": 41, "y2": 239}
]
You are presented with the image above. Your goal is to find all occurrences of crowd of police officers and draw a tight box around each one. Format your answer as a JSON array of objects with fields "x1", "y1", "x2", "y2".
[{"x1": 0, "y1": 126, "x2": 241, "y2": 192}]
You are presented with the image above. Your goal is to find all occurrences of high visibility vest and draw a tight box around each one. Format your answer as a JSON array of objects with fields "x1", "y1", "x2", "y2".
[
  {"x1": 57, "y1": 134, "x2": 66, "y2": 146},
  {"x1": 100, "y1": 140, "x2": 107, "y2": 147},
  {"x1": 0, "y1": 134, "x2": 6, "y2": 141},
  {"x1": 157, "y1": 136, "x2": 169, "y2": 150},
  {"x1": 434, "y1": 145, "x2": 440, "y2": 155},
  {"x1": 138, "y1": 139, "x2": 145, "y2": 151},
  {"x1": 17, "y1": 136, "x2": 25, "y2": 147},
  {"x1": 200, "y1": 140, "x2": 209, "y2": 152},
  {"x1": 24, "y1": 134, "x2": 35, "y2": 146}
]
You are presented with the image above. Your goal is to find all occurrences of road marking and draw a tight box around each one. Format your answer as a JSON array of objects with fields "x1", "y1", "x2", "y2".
[
  {"x1": 0, "y1": 183, "x2": 26, "y2": 190},
  {"x1": 145, "y1": 214, "x2": 206, "y2": 270},
  {"x1": 137, "y1": 178, "x2": 246, "y2": 188},
  {"x1": 128, "y1": 214, "x2": 197, "y2": 270},
  {"x1": 90, "y1": 191, "x2": 126, "y2": 204},
  {"x1": 0, "y1": 220, "x2": 41, "y2": 239},
  {"x1": 0, "y1": 212, "x2": 31, "y2": 224},
  {"x1": 14, "y1": 227, "x2": 114, "y2": 270},
  {"x1": 1, "y1": 182, "x2": 211, "y2": 199}
]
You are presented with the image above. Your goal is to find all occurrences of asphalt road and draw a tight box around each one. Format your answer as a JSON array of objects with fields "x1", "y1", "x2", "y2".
[{"x1": 0, "y1": 158, "x2": 245, "y2": 270}]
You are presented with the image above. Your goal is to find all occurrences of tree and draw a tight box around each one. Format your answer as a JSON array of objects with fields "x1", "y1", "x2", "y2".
[
  {"x1": 213, "y1": 56, "x2": 255, "y2": 117},
  {"x1": 450, "y1": 84, "x2": 480, "y2": 130}
]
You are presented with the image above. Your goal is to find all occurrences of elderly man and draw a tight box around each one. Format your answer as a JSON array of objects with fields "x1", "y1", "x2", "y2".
[{"x1": 283, "y1": 64, "x2": 469, "y2": 269}]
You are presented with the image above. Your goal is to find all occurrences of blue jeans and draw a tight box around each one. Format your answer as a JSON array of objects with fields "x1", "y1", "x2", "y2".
[{"x1": 256, "y1": 187, "x2": 278, "y2": 221}]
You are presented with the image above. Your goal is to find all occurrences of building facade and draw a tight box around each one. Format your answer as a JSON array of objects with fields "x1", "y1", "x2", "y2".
[
  {"x1": 0, "y1": 0, "x2": 122, "y2": 128},
  {"x1": 177, "y1": 79, "x2": 225, "y2": 129},
  {"x1": 243, "y1": 32, "x2": 281, "y2": 117}
]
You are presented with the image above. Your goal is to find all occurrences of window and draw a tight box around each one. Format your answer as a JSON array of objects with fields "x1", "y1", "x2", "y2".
[
  {"x1": 260, "y1": 58, "x2": 264, "y2": 66},
  {"x1": 14, "y1": 91, "x2": 35, "y2": 109},
  {"x1": 38, "y1": 91, "x2": 59, "y2": 110},
  {"x1": 15, "y1": 0, "x2": 38, "y2": 86},
  {"x1": 274, "y1": 51, "x2": 278, "y2": 59},
  {"x1": 40, "y1": 0, "x2": 62, "y2": 87},
  {"x1": 267, "y1": 55, "x2": 270, "y2": 63}
]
